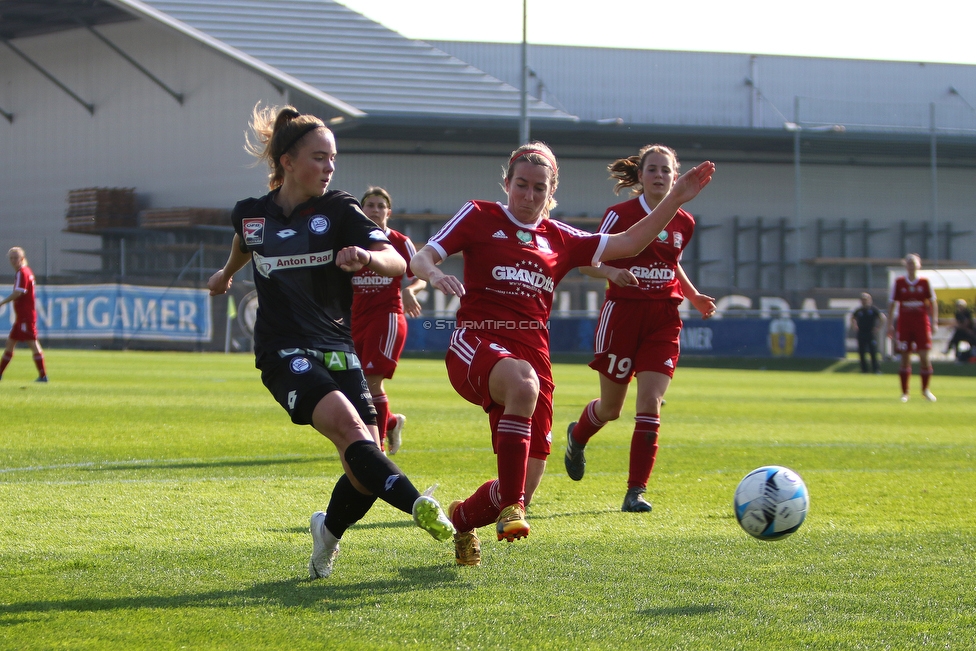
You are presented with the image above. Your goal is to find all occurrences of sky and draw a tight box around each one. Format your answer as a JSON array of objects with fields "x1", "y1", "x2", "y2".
[{"x1": 337, "y1": 0, "x2": 976, "y2": 66}]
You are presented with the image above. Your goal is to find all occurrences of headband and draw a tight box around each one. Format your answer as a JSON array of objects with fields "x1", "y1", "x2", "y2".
[
  {"x1": 509, "y1": 148, "x2": 558, "y2": 172},
  {"x1": 277, "y1": 123, "x2": 322, "y2": 157}
]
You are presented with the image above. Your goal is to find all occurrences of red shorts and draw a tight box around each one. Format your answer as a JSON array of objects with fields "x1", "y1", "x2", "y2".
[
  {"x1": 352, "y1": 311, "x2": 407, "y2": 379},
  {"x1": 8, "y1": 321, "x2": 38, "y2": 342},
  {"x1": 445, "y1": 328, "x2": 554, "y2": 459},
  {"x1": 896, "y1": 316, "x2": 932, "y2": 352},
  {"x1": 589, "y1": 299, "x2": 682, "y2": 382}
]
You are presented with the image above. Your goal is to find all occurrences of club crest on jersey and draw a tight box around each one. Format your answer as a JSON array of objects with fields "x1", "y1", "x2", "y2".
[
  {"x1": 290, "y1": 357, "x2": 312, "y2": 374},
  {"x1": 243, "y1": 218, "x2": 265, "y2": 246},
  {"x1": 657, "y1": 230, "x2": 669, "y2": 242},
  {"x1": 536, "y1": 235, "x2": 552, "y2": 253},
  {"x1": 308, "y1": 215, "x2": 330, "y2": 234},
  {"x1": 673, "y1": 232, "x2": 683, "y2": 248},
  {"x1": 517, "y1": 230, "x2": 533, "y2": 244}
]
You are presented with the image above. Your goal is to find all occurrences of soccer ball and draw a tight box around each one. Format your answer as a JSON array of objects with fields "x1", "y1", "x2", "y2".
[{"x1": 733, "y1": 466, "x2": 809, "y2": 540}]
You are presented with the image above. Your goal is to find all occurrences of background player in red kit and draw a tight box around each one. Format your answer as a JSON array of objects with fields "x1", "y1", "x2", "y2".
[
  {"x1": 886, "y1": 253, "x2": 938, "y2": 402},
  {"x1": 411, "y1": 142, "x2": 714, "y2": 565},
  {"x1": 0, "y1": 247, "x2": 48, "y2": 382},
  {"x1": 352, "y1": 187, "x2": 426, "y2": 455},
  {"x1": 565, "y1": 145, "x2": 715, "y2": 513}
]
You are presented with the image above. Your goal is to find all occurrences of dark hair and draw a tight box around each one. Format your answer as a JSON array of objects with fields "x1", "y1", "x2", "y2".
[
  {"x1": 608, "y1": 144, "x2": 680, "y2": 196},
  {"x1": 245, "y1": 103, "x2": 328, "y2": 190},
  {"x1": 361, "y1": 186, "x2": 392, "y2": 209}
]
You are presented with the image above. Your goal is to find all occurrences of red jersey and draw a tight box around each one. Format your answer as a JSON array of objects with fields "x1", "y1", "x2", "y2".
[
  {"x1": 12, "y1": 264, "x2": 37, "y2": 324},
  {"x1": 429, "y1": 201, "x2": 608, "y2": 351},
  {"x1": 351, "y1": 228, "x2": 417, "y2": 321},
  {"x1": 890, "y1": 276, "x2": 934, "y2": 327},
  {"x1": 598, "y1": 195, "x2": 694, "y2": 303}
]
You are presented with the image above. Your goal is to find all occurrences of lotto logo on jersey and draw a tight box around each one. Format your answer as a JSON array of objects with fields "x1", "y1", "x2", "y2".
[{"x1": 243, "y1": 218, "x2": 265, "y2": 246}]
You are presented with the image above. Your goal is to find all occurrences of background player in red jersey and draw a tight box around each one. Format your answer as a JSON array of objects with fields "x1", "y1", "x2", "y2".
[
  {"x1": 411, "y1": 142, "x2": 714, "y2": 565},
  {"x1": 565, "y1": 145, "x2": 715, "y2": 513},
  {"x1": 0, "y1": 247, "x2": 47, "y2": 382},
  {"x1": 886, "y1": 253, "x2": 938, "y2": 402},
  {"x1": 352, "y1": 187, "x2": 426, "y2": 455}
]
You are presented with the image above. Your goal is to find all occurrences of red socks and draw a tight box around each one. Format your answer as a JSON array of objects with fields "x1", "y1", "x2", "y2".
[
  {"x1": 450, "y1": 480, "x2": 501, "y2": 531},
  {"x1": 0, "y1": 351, "x2": 11, "y2": 376},
  {"x1": 495, "y1": 415, "x2": 531, "y2": 509},
  {"x1": 372, "y1": 393, "x2": 389, "y2": 449},
  {"x1": 571, "y1": 399, "x2": 606, "y2": 446},
  {"x1": 920, "y1": 367, "x2": 932, "y2": 392},
  {"x1": 33, "y1": 353, "x2": 46, "y2": 379},
  {"x1": 899, "y1": 368, "x2": 911, "y2": 394},
  {"x1": 628, "y1": 412, "x2": 660, "y2": 490}
]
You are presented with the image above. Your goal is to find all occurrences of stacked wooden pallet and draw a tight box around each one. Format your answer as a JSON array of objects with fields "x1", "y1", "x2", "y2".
[
  {"x1": 64, "y1": 188, "x2": 137, "y2": 232},
  {"x1": 138, "y1": 207, "x2": 231, "y2": 229}
]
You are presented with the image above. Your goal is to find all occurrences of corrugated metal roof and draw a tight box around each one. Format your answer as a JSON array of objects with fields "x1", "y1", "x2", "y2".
[
  {"x1": 123, "y1": 0, "x2": 574, "y2": 120},
  {"x1": 430, "y1": 41, "x2": 976, "y2": 135}
]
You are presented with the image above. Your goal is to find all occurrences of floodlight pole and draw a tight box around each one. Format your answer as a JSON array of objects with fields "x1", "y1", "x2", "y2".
[
  {"x1": 930, "y1": 103, "x2": 939, "y2": 265},
  {"x1": 792, "y1": 97, "x2": 802, "y2": 293},
  {"x1": 519, "y1": 0, "x2": 530, "y2": 145}
]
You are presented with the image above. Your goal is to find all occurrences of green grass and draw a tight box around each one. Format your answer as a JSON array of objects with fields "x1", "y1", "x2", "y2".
[{"x1": 1, "y1": 350, "x2": 974, "y2": 650}]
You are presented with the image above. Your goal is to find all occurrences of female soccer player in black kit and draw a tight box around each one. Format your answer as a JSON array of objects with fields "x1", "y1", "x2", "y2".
[{"x1": 208, "y1": 104, "x2": 453, "y2": 579}]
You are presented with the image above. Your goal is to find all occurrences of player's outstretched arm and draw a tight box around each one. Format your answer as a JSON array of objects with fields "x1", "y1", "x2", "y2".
[
  {"x1": 601, "y1": 161, "x2": 715, "y2": 262},
  {"x1": 411, "y1": 245, "x2": 465, "y2": 297}
]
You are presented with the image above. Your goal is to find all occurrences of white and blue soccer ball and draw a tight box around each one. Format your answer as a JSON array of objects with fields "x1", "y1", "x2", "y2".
[{"x1": 733, "y1": 466, "x2": 809, "y2": 540}]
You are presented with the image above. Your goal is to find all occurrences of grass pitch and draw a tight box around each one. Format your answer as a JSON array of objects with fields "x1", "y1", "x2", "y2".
[{"x1": 1, "y1": 350, "x2": 974, "y2": 650}]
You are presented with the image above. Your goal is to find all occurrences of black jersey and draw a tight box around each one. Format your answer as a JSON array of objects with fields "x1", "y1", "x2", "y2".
[
  {"x1": 231, "y1": 190, "x2": 390, "y2": 358},
  {"x1": 852, "y1": 305, "x2": 883, "y2": 336}
]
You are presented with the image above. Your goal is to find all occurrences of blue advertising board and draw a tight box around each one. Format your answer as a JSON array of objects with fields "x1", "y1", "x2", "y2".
[
  {"x1": 405, "y1": 316, "x2": 845, "y2": 359},
  {"x1": 0, "y1": 284, "x2": 212, "y2": 342}
]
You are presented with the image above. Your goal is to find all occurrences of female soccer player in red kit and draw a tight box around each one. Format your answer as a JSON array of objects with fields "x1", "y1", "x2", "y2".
[
  {"x1": 886, "y1": 253, "x2": 938, "y2": 402},
  {"x1": 0, "y1": 247, "x2": 48, "y2": 382},
  {"x1": 351, "y1": 187, "x2": 426, "y2": 454},
  {"x1": 411, "y1": 142, "x2": 714, "y2": 565},
  {"x1": 564, "y1": 145, "x2": 716, "y2": 513}
]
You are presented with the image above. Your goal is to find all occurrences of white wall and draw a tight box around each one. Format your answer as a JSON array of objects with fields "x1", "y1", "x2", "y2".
[
  {"x1": 2, "y1": 20, "x2": 973, "y2": 284},
  {"x1": 0, "y1": 20, "x2": 282, "y2": 275}
]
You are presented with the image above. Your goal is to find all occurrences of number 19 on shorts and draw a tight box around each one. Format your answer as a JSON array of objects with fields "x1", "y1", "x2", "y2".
[{"x1": 606, "y1": 354, "x2": 632, "y2": 379}]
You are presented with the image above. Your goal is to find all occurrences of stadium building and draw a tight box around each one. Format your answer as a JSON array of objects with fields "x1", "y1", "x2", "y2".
[{"x1": 1, "y1": 0, "x2": 974, "y2": 344}]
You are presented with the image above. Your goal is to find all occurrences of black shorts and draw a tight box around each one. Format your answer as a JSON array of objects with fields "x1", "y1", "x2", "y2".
[{"x1": 258, "y1": 348, "x2": 377, "y2": 426}]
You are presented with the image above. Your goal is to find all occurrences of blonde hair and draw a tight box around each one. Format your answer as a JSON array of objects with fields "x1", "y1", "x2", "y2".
[
  {"x1": 245, "y1": 103, "x2": 328, "y2": 190},
  {"x1": 608, "y1": 144, "x2": 680, "y2": 196},
  {"x1": 361, "y1": 186, "x2": 392, "y2": 209},
  {"x1": 7, "y1": 247, "x2": 25, "y2": 264},
  {"x1": 503, "y1": 141, "x2": 559, "y2": 212}
]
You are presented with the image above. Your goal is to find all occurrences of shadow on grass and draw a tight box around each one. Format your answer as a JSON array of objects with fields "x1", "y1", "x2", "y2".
[
  {"x1": 637, "y1": 604, "x2": 725, "y2": 617},
  {"x1": 77, "y1": 456, "x2": 331, "y2": 472},
  {"x1": 0, "y1": 566, "x2": 460, "y2": 616}
]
